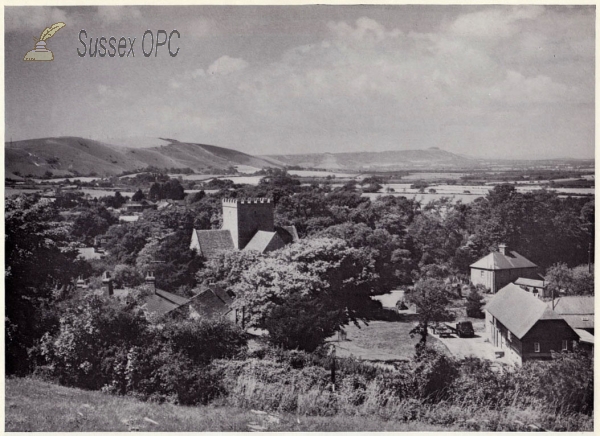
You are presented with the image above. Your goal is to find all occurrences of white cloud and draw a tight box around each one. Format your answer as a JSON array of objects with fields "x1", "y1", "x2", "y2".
[
  {"x1": 448, "y1": 6, "x2": 545, "y2": 39},
  {"x1": 207, "y1": 55, "x2": 249, "y2": 76}
]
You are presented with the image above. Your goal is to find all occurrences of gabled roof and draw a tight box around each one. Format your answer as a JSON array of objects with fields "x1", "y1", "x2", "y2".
[
  {"x1": 486, "y1": 283, "x2": 563, "y2": 339},
  {"x1": 243, "y1": 230, "x2": 285, "y2": 253},
  {"x1": 189, "y1": 285, "x2": 233, "y2": 319},
  {"x1": 574, "y1": 329, "x2": 594, "y2": 344},
  {"x1": 470, "y1": 250, "x2": 537, "y2": 270},
  {"x1": 551, "y1": 296, "x2": 594, "y2": 330},
  {"x1": 142, "y1": 289, "x2": 190, "y2": 317},
  {"x1": 514, "y1": 277, "x2": 545, "y2": 288},
  {"x1": 192, "y1": 229, "x2": 235, "y2": 258}
]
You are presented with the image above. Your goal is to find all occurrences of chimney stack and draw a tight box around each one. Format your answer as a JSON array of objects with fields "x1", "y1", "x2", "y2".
[
  {"x1": 145, "y1": 271, "x2": 156, "y2": 293},
  {"x1": 102, "y1": 271, "x2": 113, "y2": 297},
  {"x1": 498, "y1": 243, "x2": 508, "y2": 256}
]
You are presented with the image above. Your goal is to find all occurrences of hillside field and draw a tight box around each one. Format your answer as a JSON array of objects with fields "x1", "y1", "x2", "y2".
[{"x1": 5, "y1": 377, "x2": 456, "y2": 432}]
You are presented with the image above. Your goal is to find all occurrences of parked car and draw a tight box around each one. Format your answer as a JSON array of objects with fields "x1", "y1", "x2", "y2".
[{"x1": 456, "y1": 321, "x2": 475, "y2": 338}]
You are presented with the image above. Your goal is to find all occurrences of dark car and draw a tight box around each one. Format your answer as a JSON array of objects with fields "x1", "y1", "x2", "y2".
[{"x1": 456, "y1": 321, "x2": 475, "y2": 338}]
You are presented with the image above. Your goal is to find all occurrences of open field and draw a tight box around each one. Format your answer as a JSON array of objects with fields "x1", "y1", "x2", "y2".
[
  {"x1": 328, "y1": 316, "x2": 449, "y2": 362},
  {"x1": 5, "y1": 377, "x2": 457, "y2": 432}
]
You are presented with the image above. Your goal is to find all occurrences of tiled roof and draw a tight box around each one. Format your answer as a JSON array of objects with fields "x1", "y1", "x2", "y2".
[
  {"x1": 470, "y1": 250, "x2": 537, "y2": 270},
  {"x1": 189, "y1": 286, "x2": 232, "y2": 319},
  {"x1": 193, "y1": 229, "x2": 235, "y2": 258},
  {"x1": 155, "y1": 289, "x2": 190, "y2": 306},
  {"x1": 243, "y1": 230, "x2": 284, "y2": 253},
  {"x1": 514, "y1": 277, "x2": 545, "y2": 288},
  {"x1": 143, "y1": 289, "x2": 190, "y2": 317},
  {"x1": 551, "y1": 296, "x2": 594, "y2": 330},
  {"x1": 486, "y1": 283, "x2": 563, "y2": 339}
]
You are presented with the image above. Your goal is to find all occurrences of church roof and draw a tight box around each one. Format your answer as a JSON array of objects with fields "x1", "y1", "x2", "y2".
[
  {"x1": 192, "y1": 229, "x2": 235, "y2": 258},
  {"x1": 470, "y1": 250, "x2": 537, "y2": 270},
  {"x1": 243, "y1": 230, "x2": 283, "y2": 253},
  {"x1": 486, "y1": 283, "x2": 563, "y2": 339}
]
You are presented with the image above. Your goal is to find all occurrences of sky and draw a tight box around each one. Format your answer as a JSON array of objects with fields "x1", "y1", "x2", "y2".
[{"x1": 4, "y1": 5, "x2": 595, "y2": 159}]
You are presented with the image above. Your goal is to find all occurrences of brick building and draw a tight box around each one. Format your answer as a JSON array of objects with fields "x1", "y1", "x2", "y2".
[
  {"x1": 470, "y1": 244, "x2": 539, "y2": 293},
  {"x1": 485, "y1": 283, "x2": 580, "y2": 365}
]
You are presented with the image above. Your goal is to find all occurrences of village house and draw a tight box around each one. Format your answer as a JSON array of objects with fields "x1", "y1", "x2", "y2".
[
  {"x1": 485, "y1": 283, "x2": 580, "y2": 365},
  {"x1": 190, "y1": 198, "x2": 297, "y2": 258},
  {"x1": 550, "y1": 296, "x2": 594, "y2": 352},
  {"x1": 514, "y1": 277, "x2": 546, "y2": 298},
  {"x1": 98, "y1": 271, "x2": 192, "y2": 318},
  {"x1": 470, "y1": 243, "x2": 539, "y2": 293}
]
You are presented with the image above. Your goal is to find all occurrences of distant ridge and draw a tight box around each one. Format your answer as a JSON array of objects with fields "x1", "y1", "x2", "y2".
[
  {"x1": 263, "y1": 148, "x2": 475, "y2": 170},
  {"x1": 5, "y1": 136, "x2": 281, "y2": 177}
]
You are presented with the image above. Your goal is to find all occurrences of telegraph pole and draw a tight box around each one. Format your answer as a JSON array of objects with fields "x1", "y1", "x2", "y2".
[{"x1": 588, "y1": 243, "x2": 592, "y2": 274}]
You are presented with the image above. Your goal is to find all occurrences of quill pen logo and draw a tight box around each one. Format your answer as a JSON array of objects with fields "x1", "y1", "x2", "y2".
[{"x1": 23, "y1": 22, "x2": 66, "y2": 61}]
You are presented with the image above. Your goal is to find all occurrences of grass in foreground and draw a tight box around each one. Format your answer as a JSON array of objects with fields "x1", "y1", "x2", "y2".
[{"x1": 5, "y1": 377, "x2": 457, "y2": 432}]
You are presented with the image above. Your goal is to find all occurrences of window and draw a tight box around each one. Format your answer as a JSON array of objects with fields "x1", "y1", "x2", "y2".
[
  {"x1": 534, "y1": 342, "x2": 540, "y2": 353},
  {"x1": 562, "y1": 340, "x2": 568, "y2": 351},
  {"x1": 480, "y1": 271, "x2": 484, "y2": 277}
]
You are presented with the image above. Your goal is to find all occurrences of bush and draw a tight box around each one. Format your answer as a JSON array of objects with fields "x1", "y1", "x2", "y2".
[{"x1": 40, "y1": 296, "x2": 248, "y2": 405}]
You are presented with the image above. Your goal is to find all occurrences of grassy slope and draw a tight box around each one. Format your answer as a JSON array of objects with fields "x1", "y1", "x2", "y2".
[
  {"x1": 5, "y1": 377, "x2": 455, "y2": 432},
  {"x1": 5, "y1": 137, "x2": 279, "y2": 177}
]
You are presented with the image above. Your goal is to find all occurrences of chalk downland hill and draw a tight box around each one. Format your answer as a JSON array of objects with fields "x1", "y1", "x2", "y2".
[{"x1": 5, "y1": 136, "x2": 280, "y2": 177}]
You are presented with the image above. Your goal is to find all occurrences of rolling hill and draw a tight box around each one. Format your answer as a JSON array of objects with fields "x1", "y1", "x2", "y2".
[
  {"x1": 5, "y1": 137, "x2": 280, "y2": 177},
  {"x1": 263, "y1": 147, "x2": 475, "y2": 170}
]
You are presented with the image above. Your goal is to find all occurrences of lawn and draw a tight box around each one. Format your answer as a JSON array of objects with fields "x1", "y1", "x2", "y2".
[
  {"x1": 327, "y1": 314, "x2": 449, "y2": 362},
  {"x1": 5, "y1": 377, "x2": 457, "y2": 432}
]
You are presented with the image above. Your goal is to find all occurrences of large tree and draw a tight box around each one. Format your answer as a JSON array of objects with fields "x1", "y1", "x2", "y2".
[
  {"x1": 232, "y1": 237, "x2": 378, "y2": 351},
  {"x1": 5, "y1": 196, "x2": 82, "y2": 374}
]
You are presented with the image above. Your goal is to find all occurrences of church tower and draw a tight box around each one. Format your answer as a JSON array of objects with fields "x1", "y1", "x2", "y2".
[{"x1": 221, "y1": 198, "x2": 274, "y2": 249}]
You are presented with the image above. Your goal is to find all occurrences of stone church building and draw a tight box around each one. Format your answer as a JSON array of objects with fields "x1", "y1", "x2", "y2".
[{"x1": 190, "y1": 197, "x2": 298, "y2": 258}]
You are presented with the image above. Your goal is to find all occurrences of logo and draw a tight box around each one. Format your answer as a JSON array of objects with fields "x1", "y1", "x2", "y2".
[{"x1": 23, "y1": 22, "x2": 66, "y2": 61}]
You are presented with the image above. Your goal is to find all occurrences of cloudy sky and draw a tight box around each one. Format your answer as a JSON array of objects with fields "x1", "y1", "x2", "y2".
[{"x1": 5, "y1": 5, "x2": 595, "y2": 159}]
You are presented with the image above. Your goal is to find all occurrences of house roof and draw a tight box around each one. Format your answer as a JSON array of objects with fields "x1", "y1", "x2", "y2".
[
  {"x1": 190, "y1": 285, "x2": 233, "y2": 318},
  {"x1": 574, "y1": 329, "x2": 594, "y2": 344},
  {"x1": 551, "y1": 296, "x2": 594, "y2": 330},
  {"x1": 514, "y1": 277, "x2": 545, "y2": 288},
  {"x1": 486, "y1": 283, "x2": 563, "y2": 339},
  {"x1": 470, "y1": 250, "x2": 537, "y2": 270},
  {"x1": 142, "y1": 289, "x2": 190, "y2": 317},
  {"x1": 193, "y1": 229, "x2": 235, "y2": 258},
  {"x1": 243, "y1": 230, "x2": 280, "y2": 253}
]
